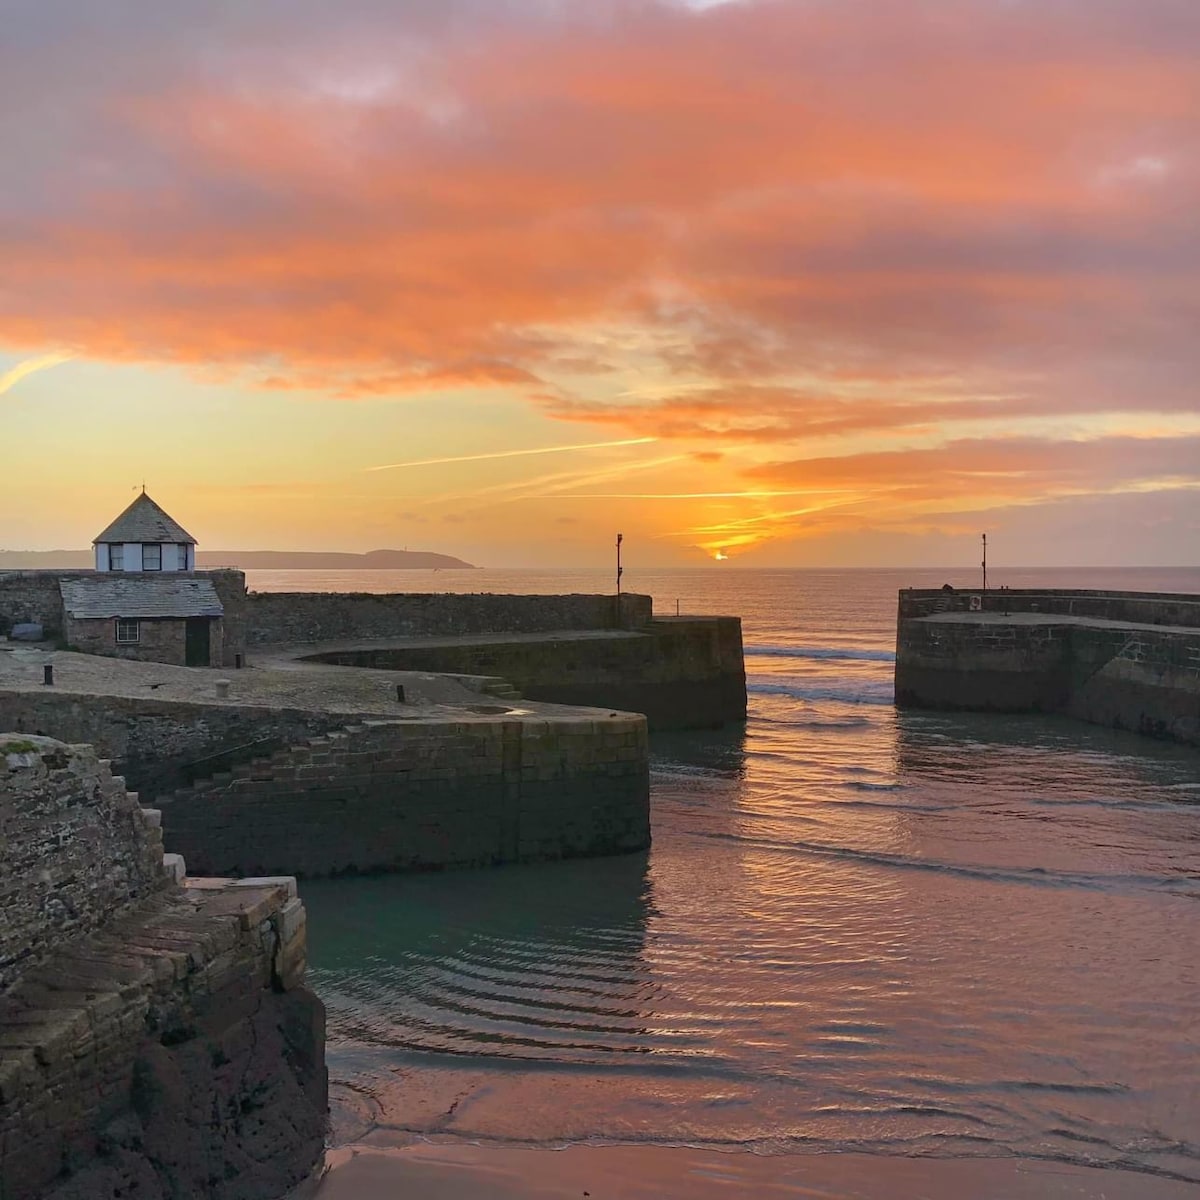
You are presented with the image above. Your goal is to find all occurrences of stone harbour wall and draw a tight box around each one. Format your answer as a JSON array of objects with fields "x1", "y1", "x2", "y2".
[
  {"x1": 895, "y1": 589, "x2": 1200, "y2": 747},
  {"x1": 1066, "y1": 625, "x2": 1200, "y2": 744},
  {"x1": 0, "y1": 691, "x2": 346, "y2": 801},
  {"x1": 307, "y1": 617, "x2": 748, "y2": 731},
  {"x1": 898, "y1": 586, "x2": 1200, "y2": 628},
  {"x1": 0, "y1": 572, "x2": 85, "y2": 639},
  {"x1": 244, "y1": 590, "x2": 654, "y2": 646},
  {"x1": 156, "y1": 713, "x2": 651, "y2": 878},
  {"x1": 0, "y1": 878, "x2": 326, "y2": 1200},
  {"x1": 0, "y1": 737, "x2": 327, "y2": 1200},
  {"x1": 0, "y1": 736, "x2": 166, "y2": 994},
  {"x1": 895, "y1": 616, "x2": 1076, "y2": 712}
]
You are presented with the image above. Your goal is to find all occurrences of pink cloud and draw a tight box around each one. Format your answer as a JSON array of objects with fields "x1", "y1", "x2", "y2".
[{"x1": 1, "y1": 0, "x2": 1197, "y2": 531}]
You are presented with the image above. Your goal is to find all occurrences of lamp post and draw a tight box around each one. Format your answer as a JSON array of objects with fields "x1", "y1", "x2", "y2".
[
  {"x1": 982, "y1": 533, "x2": 988, "y2": 591},
  {"x1": 616, "y1": 533, "x2": 624, "y2": 595}
]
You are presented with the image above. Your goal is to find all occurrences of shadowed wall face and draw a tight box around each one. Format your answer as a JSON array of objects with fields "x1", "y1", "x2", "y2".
[
  {"x1": 154, "y1": 716, "x2": 650, "y2": 878},
  {"x1": 306, "y1": 617, "x2": 748, "y2": 731}
]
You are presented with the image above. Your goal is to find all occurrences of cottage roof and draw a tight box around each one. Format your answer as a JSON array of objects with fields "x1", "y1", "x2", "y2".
[
  {"x1": 60, "y1": 578, "x2": 223, "y2": 620},
  {"x1": 94, "y1": 493, "x2": 197, "y2": 546}
]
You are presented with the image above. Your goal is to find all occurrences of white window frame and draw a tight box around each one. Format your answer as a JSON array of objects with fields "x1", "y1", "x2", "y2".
[
  {"x1": 142, "y1": 544, "x2": 162, "y2": 571},
  {"x1": 109, "y1": 544, "x2": 124, "y2": 571},
  {"x1": 115, "y1": 618, "x2": 140, "y2": 644}
]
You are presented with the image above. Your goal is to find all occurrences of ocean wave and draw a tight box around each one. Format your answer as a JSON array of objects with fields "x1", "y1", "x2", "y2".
[
  {"x1": 693, "y1": 830, "x2": 1198, "y2": 895},
  {"x1": 746, "y1": 644, "x2": 896, "y2": 663},
  {"x1": 748, "y1": 680, "x2": 895, "y2": 706}
]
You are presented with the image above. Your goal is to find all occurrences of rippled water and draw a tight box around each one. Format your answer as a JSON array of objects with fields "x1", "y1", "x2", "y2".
[{"x1": 280, "y1": 567, "x2": 1200, "y2": 1183}]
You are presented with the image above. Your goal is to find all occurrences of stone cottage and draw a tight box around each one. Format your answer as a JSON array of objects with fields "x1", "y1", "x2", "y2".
[
  {"x1": 60, "y1": 577, "x2": 225, "y2": 666},
  {"x1": 38, "y1": 492, "x2": 228, "y2": 666}
]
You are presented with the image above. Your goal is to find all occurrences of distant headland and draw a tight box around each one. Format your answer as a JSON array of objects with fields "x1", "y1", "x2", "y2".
[{"x1": 0, "y1": 547, "x2": 477, "y2": 570}]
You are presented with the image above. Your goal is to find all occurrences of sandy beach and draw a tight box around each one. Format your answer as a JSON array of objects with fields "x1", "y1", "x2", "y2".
[{"x1": 304, "y1": 1141, "x2": 1200, "y2": 1199}]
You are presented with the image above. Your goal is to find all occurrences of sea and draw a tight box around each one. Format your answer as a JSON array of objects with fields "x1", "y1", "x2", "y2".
[{"x1": 246, "y1": 566, "x2": 1200, "y2": 1190}]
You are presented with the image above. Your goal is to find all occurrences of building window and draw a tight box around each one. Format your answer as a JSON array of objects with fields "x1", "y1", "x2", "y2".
[
  {"x1": 109, "y1": 545, "x2": 124, "y2": 570},
  {"x1": 116, "y1": 618, "x2": 140, "y2": 644},
  {"x1": 179, "y1": 544, "x2": 190, "y2": 571},
  {"x1": 142, "y1": 544, "x2": 162, "y2": 571}
]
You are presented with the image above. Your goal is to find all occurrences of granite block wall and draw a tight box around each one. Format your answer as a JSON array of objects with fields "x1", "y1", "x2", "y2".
[
  {"x1": 0, "y1": 572, "x2": 85, "y2": 638},
  {"x1": 898, "y1": 587, "x2": 1200, "y2": 627},
  {"x1": 1066, "y1": 626, "x2": 1200, "y2": 744},
  {"x1": 206, "y1": 570, "x2": 248, "y2": 668},
  {"x1": 0, "y1": 879, "x2": 326, "y2": 1200},
  {"x1": 0, "y1": 738, "x2": 327, "y2": 1200},
  {"x1": 244, "y1": 590, "x2": 653, "y2": 646},
  {"x1": 0, "y1": 691, "x2": 345, "y2": 800},
  {"x1": 0, "y1": 736, "x2": 166, "y2": 994},
  {"x1": 306, "y1": 617, "x2": 748, "y2": 730},
  {"x1": 64, "y1": 615, "x2": 224, "y2": 668},
  {"x1": 156, "y1": 714, "x2": 651, "y2": 877},
  {"x1": 895, "y1": 617, "x2": 1077, "y2": 712},
  {"x1": 895, "y1": 594, "x2": 1200, "y2": 747}
]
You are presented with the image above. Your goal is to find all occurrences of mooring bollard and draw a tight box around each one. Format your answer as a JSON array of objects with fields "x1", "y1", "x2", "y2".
[
  {"x1": 396, "y1": 684, "x2": 406, "y2": 704},
  {"x1": 215, "y1": 678, "x2": 231, "y2": 699},
  {"x1": 43, "y1": 663, "x2": 54, "y2": 686}
]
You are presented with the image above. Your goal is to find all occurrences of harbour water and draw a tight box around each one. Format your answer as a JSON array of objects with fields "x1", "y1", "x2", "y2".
[{"x1": 249, "y1": 567, "x2": 1200, "y2": 1190}]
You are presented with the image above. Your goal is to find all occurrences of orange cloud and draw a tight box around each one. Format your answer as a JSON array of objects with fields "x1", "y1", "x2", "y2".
[
  {"x1": 1, "y1": 0, "x2": 1198, "y2": 564},
  {"x1": 3, "y1": 2, "x2": 1195, "y2": 385}
]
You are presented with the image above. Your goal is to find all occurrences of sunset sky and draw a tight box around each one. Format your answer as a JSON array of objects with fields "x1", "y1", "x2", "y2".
[{"x1": 1, "y1": 0, "x2": 1197, "y2": 567}]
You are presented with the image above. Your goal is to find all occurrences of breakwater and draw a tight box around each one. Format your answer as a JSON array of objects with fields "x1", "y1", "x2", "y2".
[
  {"x1": 0, "y1": 663, "x2": 651, "y2": 878},
  {"x1": 895, "y1": 588, "x2": 1200, "y2": 746},
  {"x1": 302, "y1": 617, "x2": 747, "y2": 731},
  {"x1": 2, "y1": 572, "x2": 747, "y2": 728},
  {"x1": 0, "y1": 736, "x2": 326, "y2": 1200},
  {"x1": 155, "y1": 711, "x2": 649, "y2": 878},
  {"x1": 245, "y1": 589, "x2": 653, "y2": 644}
]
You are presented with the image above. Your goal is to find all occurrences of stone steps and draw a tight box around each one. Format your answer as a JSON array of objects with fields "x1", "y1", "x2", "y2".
[
  {"x1": 482, "y1": 678, "x2": 523, "y2": 700},
  {"x1": 159, "y1": 721, "x2": 369, "y2": 807}
]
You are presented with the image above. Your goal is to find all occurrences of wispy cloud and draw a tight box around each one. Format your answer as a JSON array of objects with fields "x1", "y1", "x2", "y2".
[
  {"x1": 366, "y1": 437, "x2": 658, "y2": 471},
  {"x1": 546, "y1": 489, "x2": 856, "y2": 500},
  {"x1": 0, "y1": 354, "x2": 71, "y2": 398}
]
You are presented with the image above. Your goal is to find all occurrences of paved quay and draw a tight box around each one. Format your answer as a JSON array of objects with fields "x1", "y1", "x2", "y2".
[
  {"x1": 263, "y1": 627, "x2": 640, "y2": 660},
  {"x1": 917, "y1": 610, "x2": 1200, "y2": 635},
  {"x1": 0, "y1": 642, "x2": 590, "y2": 719}
]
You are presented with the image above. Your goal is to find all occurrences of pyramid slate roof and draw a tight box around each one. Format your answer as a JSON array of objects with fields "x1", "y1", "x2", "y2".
[
  {"x1": 94, "y1": 492, "x2": 197, "y2": 545},
  {"x1": 60, "y1": 578, "x2": 223, "y2": 620}
]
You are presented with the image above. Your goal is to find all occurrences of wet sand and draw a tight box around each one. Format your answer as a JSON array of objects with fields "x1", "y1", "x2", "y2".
[{"x1": 305, "y1": 1141, "x2": 1199, "y2": 1199}]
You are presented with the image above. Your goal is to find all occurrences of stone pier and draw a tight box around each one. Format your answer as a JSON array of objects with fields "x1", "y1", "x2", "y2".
[{"x1": 895, "y1": 589, "x2": 1200, "y2": 747}]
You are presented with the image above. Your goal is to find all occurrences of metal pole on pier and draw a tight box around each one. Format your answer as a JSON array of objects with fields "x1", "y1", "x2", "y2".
[
  {"x1": 616, "y1": 533, "x2": 624, "y2": 595},
  {"x1": 982, "y1": 533, "x2": 988, "y2": 591}
]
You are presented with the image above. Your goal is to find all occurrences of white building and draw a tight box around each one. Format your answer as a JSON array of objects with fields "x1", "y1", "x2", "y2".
[{"x1": 93, "y1": 491, "x2": 197, "y2": 573}]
